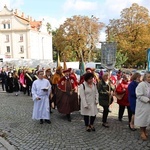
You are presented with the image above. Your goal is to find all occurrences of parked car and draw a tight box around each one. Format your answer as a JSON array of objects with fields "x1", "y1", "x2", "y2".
[
  {"x1": 131, "y1": 69, "x2": 137, "y2": 74},
  {"x1": 138, "y1": 70, "x2": 147, "y2": 76}
]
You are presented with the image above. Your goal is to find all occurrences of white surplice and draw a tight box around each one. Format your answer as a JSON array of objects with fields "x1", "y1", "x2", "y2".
[{"x1": 32, "y1": 78, "x2": 51, "y2": 120}]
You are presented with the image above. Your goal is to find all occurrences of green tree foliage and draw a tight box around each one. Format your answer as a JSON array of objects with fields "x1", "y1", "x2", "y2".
[
  {"x1": 53, "y1": 15, "x2": 104, "y2": 62},
  {"x1": 46, "y1": 22, "x2": 51, "y2": 34},
  {"x1": 115, "y1": 51, "x2": 128, "y2": 68},
  {"x1": 107, "y1": 3, "x2": 150, "y2": 67}
]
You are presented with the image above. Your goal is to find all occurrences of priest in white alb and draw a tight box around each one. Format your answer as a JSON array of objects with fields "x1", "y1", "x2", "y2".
[{"x1": 32, "y1": 70, "x2": 51, "y2": 124}]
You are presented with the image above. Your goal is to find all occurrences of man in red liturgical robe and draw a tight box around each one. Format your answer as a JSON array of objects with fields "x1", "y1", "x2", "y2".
[{"x1": 56, "y1": 68, "x2": 79, "y2": 122}]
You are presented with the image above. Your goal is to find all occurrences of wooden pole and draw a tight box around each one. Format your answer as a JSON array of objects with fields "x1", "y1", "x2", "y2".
[{"x1": 108, "y1": 69, "x2": 112, "y2": 105}]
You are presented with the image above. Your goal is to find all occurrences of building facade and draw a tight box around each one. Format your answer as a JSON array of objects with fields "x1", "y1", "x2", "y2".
[{"x1": 0, "y1": 5, "x2": 53, "y2": 61}]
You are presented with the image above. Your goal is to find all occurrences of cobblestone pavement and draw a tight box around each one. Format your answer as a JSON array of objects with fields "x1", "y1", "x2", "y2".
[
  {"x1": 0, "y1": 91, "x2": 150, "y2": 150},
  {"x1": 0, "y1": 142, "x2": 7, "y2": 150}
]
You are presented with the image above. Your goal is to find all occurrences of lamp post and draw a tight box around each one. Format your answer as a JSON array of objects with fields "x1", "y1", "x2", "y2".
[
  {"x1": 42, "y1": 37, "x2": 44, "y2": 60},
  {"x1": 88, "y1": 15, "x2": 94, "y2": 62}
]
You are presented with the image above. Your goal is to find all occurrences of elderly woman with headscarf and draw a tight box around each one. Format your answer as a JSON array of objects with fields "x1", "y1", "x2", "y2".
[{"x1": 135, "y1": 72, "x2": 150, "y2": 141}]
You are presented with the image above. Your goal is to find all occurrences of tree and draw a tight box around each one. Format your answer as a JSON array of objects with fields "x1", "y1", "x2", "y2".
[
  {"x1": 46, "y1": 22, "x2": 52, "y2": 34},
  {"x1": 115, "y1": 51, "x2": 128, "y2": 68},
  {"x1": 52, "y1": 29, "x2": 58, "y2": 62},
  {"x1": 107, "y1": 3, "x2": 150, "y2": 67},
  {"x1": 93, "y1": 48, "x2": 101, "y2": 62},
  {"x1": 53, "y1": 15, "x2": 104, "y2": 62}
]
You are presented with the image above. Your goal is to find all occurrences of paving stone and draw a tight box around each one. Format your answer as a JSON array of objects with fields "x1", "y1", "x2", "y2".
[{"x1": 0, "y1": 91, "x2": 150, "y2": 149}]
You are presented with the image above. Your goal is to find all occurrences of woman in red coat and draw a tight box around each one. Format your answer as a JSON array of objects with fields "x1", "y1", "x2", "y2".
[{"x1": 116, "y1": 75, "x2": 132, "y2": 124}]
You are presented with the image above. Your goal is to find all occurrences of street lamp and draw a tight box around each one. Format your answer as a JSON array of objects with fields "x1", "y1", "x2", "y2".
[
  {"x1": 88, "y1": 15, "x2": 94, "y2": 62},
  {"x1": 42, "y1": 37, "x2": 44, "y2": 60}
]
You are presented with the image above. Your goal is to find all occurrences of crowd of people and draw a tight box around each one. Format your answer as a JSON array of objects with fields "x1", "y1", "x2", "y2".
[{"x1": 0, "y1": 65, "x2": 150, "y2": 141}]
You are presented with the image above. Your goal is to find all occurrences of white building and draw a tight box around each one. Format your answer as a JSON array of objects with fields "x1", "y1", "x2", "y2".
[{"x1": 0, "y1": 5, "x2": 53, "y2": 61}]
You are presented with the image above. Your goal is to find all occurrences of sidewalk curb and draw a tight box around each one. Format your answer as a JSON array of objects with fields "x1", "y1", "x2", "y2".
[{"x1": 0, "y1": 137, "x2": 16, "y2": 150}]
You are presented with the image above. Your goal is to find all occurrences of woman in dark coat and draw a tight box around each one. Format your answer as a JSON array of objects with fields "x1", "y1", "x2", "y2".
[
  {"x1": 128, "y1": 73, "x2": 141, "y2": 131},
  {"x1": 98, "y1": 73, "x2": 114, "y2": 128},
  {"x1": 116, "y1": 75, "x2": 132, "y2": 124},
  {"x1": 7, "y1": 72, "x2": 14, "y2": 93}
]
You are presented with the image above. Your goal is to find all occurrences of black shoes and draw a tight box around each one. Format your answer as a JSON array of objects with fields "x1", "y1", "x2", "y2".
[
  {"x1": 102, "y1": 123, "x2": 109, "y2": 128},
  {"x1": 90, "y1": 126, "x2": 96, "y2": 131},
  {"x1": 118, "y1": 118, "x2": 122, "y2": 122},
  {"x1": 129, "y1": 124, "x2": 137, "y2": 131},
  {"x1": 45, "y1": 119, "x2": 51, "y2": 124},
  {"x1": 86, "y1": 127, "x2": 91, "y2": 132},
  {"x1": 66, "y1": 114, "x2": 71, "y2": 122},
  {"x1": 86, "y1": 125, "x2": 96, "y2": 132},
  {"x1": 40, "y1": 119, "x2": 43, "y2": 124},
  {"x1": 40, "y1": 119, "x2": 51, "y2": 124}
]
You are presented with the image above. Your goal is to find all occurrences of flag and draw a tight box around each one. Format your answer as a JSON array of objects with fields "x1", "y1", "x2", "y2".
[
  {"x1": 79, "y1": 60, "x2": 85, "y2": 76},
  {"x1": 147, "y1": 49, "x2": 150, "y2": 71},
  {"x1": 57, "y1": 52, "x2": 61, "y2": 67},
  {"x1": 63, "y1": 55, "x2": 67, "y2": 70},
  {"x1": 79, "y1": 51, "x2": 85, "y2": 76}
]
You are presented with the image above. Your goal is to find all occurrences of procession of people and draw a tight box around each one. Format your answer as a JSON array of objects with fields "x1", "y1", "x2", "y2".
[{"x1": 0, "y1": 65, "x2": 150, "y2": 141}]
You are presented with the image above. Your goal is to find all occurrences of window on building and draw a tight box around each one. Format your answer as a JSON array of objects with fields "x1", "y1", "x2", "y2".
[
  {"x1": 20, "y1": 46, "x2": 24, "y2": 53},
  {"x1": 6, "y1": 35, "x2": 9, "y2": 42},
  {"x1": 3, "y1": 24, "x2": 6, "y2": 29},
  {"x1": 6, "y1": 46, "x2": 10, "y2": 53},
  {"x1": 7, "y1": 24, "x2": 10, "y2": 29},
  {"x1": 20, "y1": 34, "x2": 23, "y2": 42}
]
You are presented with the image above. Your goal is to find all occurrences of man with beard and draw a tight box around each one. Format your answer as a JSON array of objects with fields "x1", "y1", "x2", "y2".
[{"x1": 56, "y1": 68, "x2": 79, "y2": 122}]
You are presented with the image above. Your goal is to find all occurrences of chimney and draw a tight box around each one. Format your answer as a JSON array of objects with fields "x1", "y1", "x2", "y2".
[
  {"x1": 27, "y1": 15, "x2": 29, "y2": 21},
  {"x1": 15, "y1": 9, "x2": 18, "y2": 15},
  {"x1": 21, "y1": 12, "x2": 24, "y2": 18}
]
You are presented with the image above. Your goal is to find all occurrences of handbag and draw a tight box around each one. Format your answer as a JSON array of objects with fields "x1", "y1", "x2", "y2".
[{"x1": 114, "y1": 91, "x2": 125, "y2": 100}]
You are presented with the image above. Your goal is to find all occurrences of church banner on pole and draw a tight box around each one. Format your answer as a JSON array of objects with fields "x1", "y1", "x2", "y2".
[
  {"x1": 147, "y1": 49, "x2": 150, "y2": 71},
  {"x1": 101, "y1": 42, "x2": 117, "y2": 70}
]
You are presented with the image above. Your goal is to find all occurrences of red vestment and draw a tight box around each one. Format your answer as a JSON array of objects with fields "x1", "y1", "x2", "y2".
[{"x1": 58, "y1": 76, "x2": 77, "y2": 92}]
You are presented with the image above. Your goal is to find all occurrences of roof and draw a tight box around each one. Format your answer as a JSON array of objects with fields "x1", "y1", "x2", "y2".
[
  {"x1": 0, "y1": 5, "x2": 44, "y2": 31},
  {"x1": 15, "y1": 15, "x2": 29, "y2": 25},
  {"x1": 30, "y1": 21, "x2": 42, "y2": 31},
  {"x1": 14, "y1": 11, "x2": 42, "y2": 31}
]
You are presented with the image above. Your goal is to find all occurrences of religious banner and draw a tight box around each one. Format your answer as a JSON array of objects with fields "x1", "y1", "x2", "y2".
[
  {"x1": 101, "y1": 42, "x2": 117, "y2": 70},
  {"x1": 147, "y1": 49, "x2": 150, "y2": 71}
]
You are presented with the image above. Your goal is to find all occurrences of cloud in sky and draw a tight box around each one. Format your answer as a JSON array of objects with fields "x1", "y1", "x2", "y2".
[
  {"x1": 1, "y1": 0, "x2": 150, "y2": 41},
  {"x1": 98, "y1": 0, "x2": 149, "y2": 24},
  {"x1": 62, "y1": 0, "x2": 98, "y2": 12},
  {"x1": 38, "y1": 16, "x2": 66, "y2": 30}
]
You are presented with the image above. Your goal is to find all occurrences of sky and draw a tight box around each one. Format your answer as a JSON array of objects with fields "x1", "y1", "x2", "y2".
[{"x1": 0, "y1": 0, "x2": 150, "y2": 41}]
